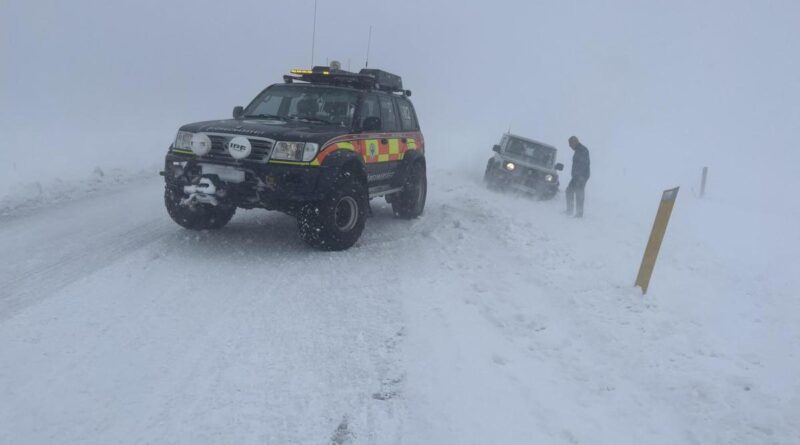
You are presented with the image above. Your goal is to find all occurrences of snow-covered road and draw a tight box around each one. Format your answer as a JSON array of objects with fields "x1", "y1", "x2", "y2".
[{"x1": 1, "y1": 169, "x2": 798, "y2": 444}]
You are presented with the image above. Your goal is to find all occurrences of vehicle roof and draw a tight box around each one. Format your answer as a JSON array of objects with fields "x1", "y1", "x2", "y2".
[
  {"x1": 269, "y1": 82, "x2": 411, "y2": 99},
  {"x1": 269, "y1": 82, "x2": 362, "y2": 93},
  {"x1": 505, "y1": 133, "x2": 557, "y2": 151}
]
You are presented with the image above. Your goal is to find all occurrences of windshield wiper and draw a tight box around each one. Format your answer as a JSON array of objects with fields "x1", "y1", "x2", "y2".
[
  {"x1": 243, "y1": 113, "x2": 287, "y2": 121},
  {"x1": 288, "y1": 115, "x2": 339, "y2": 126}
]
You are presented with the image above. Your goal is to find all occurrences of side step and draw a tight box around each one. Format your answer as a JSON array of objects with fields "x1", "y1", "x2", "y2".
[{"x1": 368, "y1": 186, "x2": 403, "y2": 199}]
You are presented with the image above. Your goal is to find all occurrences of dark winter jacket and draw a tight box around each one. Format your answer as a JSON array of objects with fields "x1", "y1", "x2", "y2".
[{"x1": 571, "y1": 143, "x2": 591, "y2": 179}]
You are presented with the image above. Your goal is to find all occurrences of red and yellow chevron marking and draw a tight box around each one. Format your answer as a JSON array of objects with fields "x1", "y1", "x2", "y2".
[
  {"x1": 311, "y1": 141, "x2": 356, "y2": 166},
  {"x1": 311, "y1": 133, "x2": 423, "y2": 166}
]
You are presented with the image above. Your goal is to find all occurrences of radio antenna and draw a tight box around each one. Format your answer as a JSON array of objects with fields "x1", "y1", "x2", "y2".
[
  {"x1": 310, "y1": 0, "x2": 318, "y2": 65},
  {"x1": 365, "y1": 25, "x2": 372, "y2": 67}
]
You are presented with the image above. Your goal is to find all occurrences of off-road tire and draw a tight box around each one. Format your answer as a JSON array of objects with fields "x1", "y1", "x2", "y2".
[
  {"x1": 392, "y1": 161, "x2": 427, "y2": 218},
  {"x1": 164, "y1": 186, "x2": 236, "y2": 230},
  {"x1": 297, "y1": 170, "x2": 367, "y2": 251},
  {"x1": 484, "y1": 159, "x2": 500, "y2": 190}
]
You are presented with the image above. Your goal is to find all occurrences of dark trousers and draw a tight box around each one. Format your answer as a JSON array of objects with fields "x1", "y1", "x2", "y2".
[{"x1": 566, "y1": 176, "x2": 588, "y2": 216}]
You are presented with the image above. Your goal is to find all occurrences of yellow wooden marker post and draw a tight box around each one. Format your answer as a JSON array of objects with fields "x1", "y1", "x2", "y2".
[
  {"x1": 635, "y1": 187, "x2": 679, "y2": 294},
  {"x1": 700, "y1": 166, "x2": 708, "y2": 198}
]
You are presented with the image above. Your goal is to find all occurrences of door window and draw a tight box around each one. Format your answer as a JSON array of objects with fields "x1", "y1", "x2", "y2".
[
  {"x1": 378, "y1": 96, "x2": 400, "y2": 132},
  {"x1": 359, "y1": 94, "x2": 381, "y2": 129},
  {"x1": 396, "y1": 99, "x2": 418, "y2": 131}
]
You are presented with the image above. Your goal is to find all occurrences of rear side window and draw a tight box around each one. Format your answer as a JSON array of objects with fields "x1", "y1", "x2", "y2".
[
  {"x1": 359, "y1": 95, "x2": 381, "y2": 129},
  {"x1": 396, "y1": 99, "x2": 419, "y2": 131},
  {"x1": 378, "y1": 96, "x2": 400, "y2": 132}
]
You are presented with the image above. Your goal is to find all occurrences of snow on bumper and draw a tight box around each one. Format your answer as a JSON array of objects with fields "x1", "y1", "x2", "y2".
[{"x1": 182, "y1": 177, "x2": 220, "y2": 206}]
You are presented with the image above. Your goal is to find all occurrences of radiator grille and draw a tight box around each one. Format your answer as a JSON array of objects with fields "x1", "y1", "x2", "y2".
[{"x1": 203, "y1": 134, "x2": 273, "y2": 161}]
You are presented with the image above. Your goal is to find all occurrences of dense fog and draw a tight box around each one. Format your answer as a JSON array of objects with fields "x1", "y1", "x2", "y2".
[
  {"x1": 2, "y1": 2, "x2": 799, "y2": 443},
  {"x1": 3, "y1": 0, "x2": 799, "y2": 205}
]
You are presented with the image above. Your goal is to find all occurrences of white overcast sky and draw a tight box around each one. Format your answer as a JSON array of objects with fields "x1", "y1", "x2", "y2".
[{"x1": 2, "y1": 0, "x2": 799, "y2": 200}]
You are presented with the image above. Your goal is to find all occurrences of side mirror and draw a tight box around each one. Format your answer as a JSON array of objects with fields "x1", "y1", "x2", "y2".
[
  {"x1": 492, "y1": 144, "x2": 501, "y2": 153},
  {"x1": 233, "y1": 106, "x2": 244, "y2": 119},
  {"x1": 555, "y1": 163, "x2": 564, "y2": 171},
  {"x1": 362, "y1": 116, "x2": 381, "y2": 132}
]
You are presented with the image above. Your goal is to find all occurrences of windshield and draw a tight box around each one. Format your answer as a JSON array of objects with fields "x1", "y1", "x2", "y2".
[
  {"x1": 243, "y1": 85, "x2": 358, "y2": 127},
  {"x1": 505, "y1": 138, "x2": 556, "y2": 167}
]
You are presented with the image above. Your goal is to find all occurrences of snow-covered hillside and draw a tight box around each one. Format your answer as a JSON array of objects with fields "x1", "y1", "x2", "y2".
[{"x1": 1, "y1": 166, "x2": 796, "y2": 444}]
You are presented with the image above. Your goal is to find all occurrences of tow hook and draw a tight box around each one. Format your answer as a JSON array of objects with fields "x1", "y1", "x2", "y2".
[{"x1": 182, "y1": 177, "x2": 220, "y2": 206}]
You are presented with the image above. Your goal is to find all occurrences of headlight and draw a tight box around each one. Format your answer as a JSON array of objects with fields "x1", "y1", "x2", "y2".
[
  {"x1": 174, "y1": 131, "x2": 194, "y2": 151},
  {"x1": 545, "y1": 174, "x2": 554, "y2": 182},
  {"x1": 271, "y1": 141, "x2": 319, "y2": 162},
  {"x1": 504, "y1": 161, "x2": 516, "y2": 171}
]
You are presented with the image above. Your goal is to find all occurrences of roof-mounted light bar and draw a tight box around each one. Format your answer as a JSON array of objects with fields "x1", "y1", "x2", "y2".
[{"x1": 290, "y1": 68, "x2": 331, "y2": 76}]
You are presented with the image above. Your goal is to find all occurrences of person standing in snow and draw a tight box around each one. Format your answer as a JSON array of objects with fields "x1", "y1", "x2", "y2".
[{"x1": 565, "y1": 136, "x2": 591, "y2": 218}]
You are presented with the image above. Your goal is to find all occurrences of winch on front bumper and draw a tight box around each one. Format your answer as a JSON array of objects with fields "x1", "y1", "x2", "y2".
[
  {"x1": 182, "y1": 177, "x2": 222, "y2": 206},
  {"x1": 161, "y1": 154, "x2": 326, "y2": 212}
]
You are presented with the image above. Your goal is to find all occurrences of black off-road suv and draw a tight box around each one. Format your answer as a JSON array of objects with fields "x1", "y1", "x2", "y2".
[
  {"x1": 483, "y1": 133, "x2": 563, "y2": 200},
  {"x1": 162, "y1": 66, "x2": 427, "y2": 250}
]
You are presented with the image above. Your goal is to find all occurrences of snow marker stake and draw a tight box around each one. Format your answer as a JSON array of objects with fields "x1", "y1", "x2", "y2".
[
  {"x1": 635, "y1": 187, "x2": 679, "y2": 294},
  {"x1": 700, "y1": 166, "x2": 708, "y2": 198}
]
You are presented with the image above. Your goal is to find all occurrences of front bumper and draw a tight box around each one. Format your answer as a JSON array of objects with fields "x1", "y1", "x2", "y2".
[
  {"x1": 492, "y1": 167, "x2": 559, "y2": 194},
  {"x1": 163, "y1": 153, "x2": 326, "y2": 211}
]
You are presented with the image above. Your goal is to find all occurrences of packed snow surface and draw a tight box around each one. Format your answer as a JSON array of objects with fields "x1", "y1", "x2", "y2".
[
  {"x1": 0, "y1": 166, "x2": 158, "y2": 216},
  {"x1": 0, "y1": 168, "x2": 797, "y2": 444}
]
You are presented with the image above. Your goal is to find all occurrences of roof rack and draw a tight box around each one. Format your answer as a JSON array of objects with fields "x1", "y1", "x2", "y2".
[{"x1": 284, "y1": 66, "x2": 411, "y2": 96}]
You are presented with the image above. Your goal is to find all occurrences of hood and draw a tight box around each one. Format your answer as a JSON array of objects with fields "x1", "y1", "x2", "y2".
[{"x1": 179, "y1": 118, "x2": 351, "y2": 146}]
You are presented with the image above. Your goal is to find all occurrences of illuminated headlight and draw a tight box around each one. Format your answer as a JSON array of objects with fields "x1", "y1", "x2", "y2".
[
  {"x1": 173, "y1": 131, "x2": 194, "y2": 151},
  {"x1": 272, "y1": 141, "x2": 319, "y2": 162},
  {"x1": 545, "y1": 174, "x2": 554, "y2": 182},
  {"x1": 504, "y1": 162, "x2": 516, "y2": 171}
]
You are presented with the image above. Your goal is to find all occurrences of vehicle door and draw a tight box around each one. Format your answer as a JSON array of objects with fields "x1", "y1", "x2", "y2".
[
  {"x1": 358, "y1": 93, "x2": 402, "y2": 187},
  {"x1": 395, "y1": 96, "x2": 421, "y2": 153},
  {"x1": 375, "y1": 94, "x2": 404, "y2": 185},
  {"x1": 356, "y1": 93, "x2": 383, "y2": 186}
]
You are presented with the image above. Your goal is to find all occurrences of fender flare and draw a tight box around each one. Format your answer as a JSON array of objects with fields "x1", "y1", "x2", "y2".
[{"x1": 316, "y1": 150, "x2": 368, "y2": 194}]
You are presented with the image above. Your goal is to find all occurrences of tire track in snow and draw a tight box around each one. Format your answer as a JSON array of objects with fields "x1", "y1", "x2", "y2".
[
  {"x1": 0, "y1": 179, "x2": 170, "y2": 320},
  {"x1": 0, "y1": 220, "x2": 171, "y2": 320}
]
